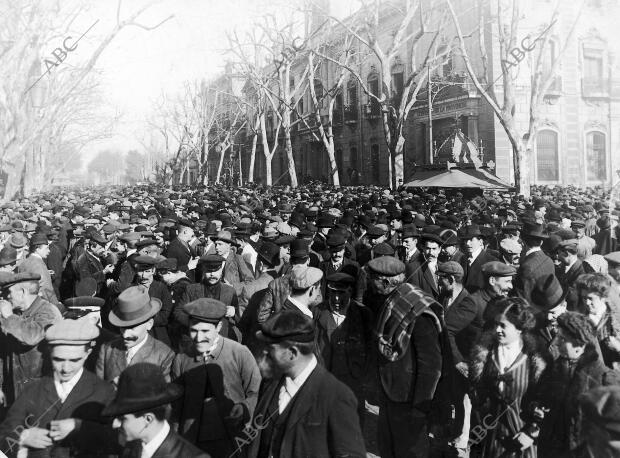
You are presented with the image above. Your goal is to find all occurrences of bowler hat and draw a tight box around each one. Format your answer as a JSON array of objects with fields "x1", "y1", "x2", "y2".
[
  {"x1": 102, "y1": 363, "x2": 182, "y2": 417},
  {"x1": 29, "y1": 233, "x2": 49, "y2": 248},
  {"x1": 458, "y1": 224, "x2": 483, "y2": 240},
  {"x1": 0, "y1": 245, "x2": 17, "y2": 267},
  {"x1": 210, "y1": 230, "x2": 239, "y2": 247},
  {"x1": 522, "y1": 222, "x2": 549, "y2": 239},
  {"x1": 108, "y1": 285, "x2": 162, "y2": 328},
  {"x1": 257, "y1": 241, "x2": 280, "y2": 268},
  {"x1": 290, "y1": 239, "x2": 309, "y2": 259},
  {"x1": 256, "y1": 310, "x2": 315, "y2": 343},
  {"x1": 400, "y1": 225, "x2": 419, "y2": 240}
]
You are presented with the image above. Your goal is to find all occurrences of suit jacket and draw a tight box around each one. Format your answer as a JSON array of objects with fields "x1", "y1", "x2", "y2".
[
  {"x1": 0, "y1": 297, "x2": 62, "y2": 404},
  {"x1": 460, "y1": 249, "x2": 498, "y2": 293},
  {"x1": 515, "y1": 249, "x2": 560, "y2": 312},
  {"x1": 165, "y1": 237, "x2": 194, "y2": 272},
  {"x1": 409, "y1": 263, "x2": 440, "y2": 300},
  {"x1": 223, "y1": 251, "x2": 256, "y2": 295},
  {"x1": 443, "y1": 288, "x2": 480, "y2": 363},
  {"x1": 19, "y1": 254, "x2": 58, "y2": 305},
  {"x1": 75, "y1": 251, "x2": 106, "y2": 294},
  {"x1": 0, "y1": 371, "x2": 117, "y2": 458},
  {"x1": 247, "y1": 364, "x2": 365, "y2": 458},
  {"x1": 239, "y1": 271, "x2": 278, "y2": 316},
  {"x1": 122, "y1": 430, "x2": 209, "y2": 458},
  {"x1": 46, "y1": 242, "x2": 65, "y2": 300},
  {"x1": 96, "y1": 335, "x2": 175, "y2": 383}
]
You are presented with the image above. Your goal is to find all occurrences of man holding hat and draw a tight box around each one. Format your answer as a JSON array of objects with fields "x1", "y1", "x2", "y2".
[
  {"x1": 246, "y1": 310, "x2": 365, "y2": 458},
  {"x1": 104, "y1": 363, "x2": 208, "y2": 458},
  {"x1": 171, "y1": 297, "x2": 260, "y2": 456},
  {"x1": 0, "y1": 272, "x2": 62, "y2": 405},
  {"x1": 18, "y1": 233, "x2": 58, "y2": 305},
  {"x1": 0, "y1": 318, "x2": 118, "y2": 457},
  {"x1": 96, "y1": 285, "x2": 175, "y2": 384}
]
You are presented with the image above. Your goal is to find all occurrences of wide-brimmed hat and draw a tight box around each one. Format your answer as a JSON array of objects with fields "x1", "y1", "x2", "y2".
[
  {"x1": 522, "y1": 222, "x2": 549, "y2": 239},
  {"x1": 210, "y1": 230, "x2": 239, "y2": 247},
  {"x1": 108, "y1": 285, "x2": 161, "y2": 327},
  {"x1": 102, "y1": 363, "x2": 182, "y2": 417},
  {"x1": 257, "y1": 241, "x2": 280, "y2": 268},
  {"x1": 458, "y1": 224, "x2": 483, "y2": 240}
]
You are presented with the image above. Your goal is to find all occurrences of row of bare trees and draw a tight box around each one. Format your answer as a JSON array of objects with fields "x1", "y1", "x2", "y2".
[{"x1": 152, "y1": 0, "x2": 577, "y2": 196}]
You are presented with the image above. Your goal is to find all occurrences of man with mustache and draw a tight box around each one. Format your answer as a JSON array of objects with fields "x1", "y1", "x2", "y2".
[
  {"x1": 171, "y1": 298, "x2": 260, "y2": 457},
  {"x1": 96, "y1": 285, "x2": 175, "y2": 384}
]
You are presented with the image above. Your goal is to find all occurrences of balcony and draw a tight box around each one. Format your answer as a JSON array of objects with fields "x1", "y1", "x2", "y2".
[
  {"x1": 344, "y1": 105, "x2": 358, "y2": 123},
  {"x1": 582, "y1": 78, "x2": 609, "y2": 98}
]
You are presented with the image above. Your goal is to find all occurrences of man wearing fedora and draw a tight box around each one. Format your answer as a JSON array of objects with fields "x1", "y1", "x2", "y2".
[
  {"x1": 211, "y1": 230, "x2": 254, "y2": 295},
  {"x1": 104, "y1": 363, "x2": 208, "y2": 458},
  {"x1": 0, "y1": 272, "x2": 62, "y2": 406},
  {"x1": 96, "y1": 285, "x2": 175, "y2": 384},
  {"x1": 515, "y1": 222, "x2": 562, "y2": 312},
  {"x1": 0, "y1": 318, "x2": 118, "y2": 458},
  {"x1": 18, "y1": 233, "x2": 58, "y2": 305},
  {"x1": 458, "y1": 224, "x2": 498, "y2": 294},
  {"x1": 247, "y1": 310, "x2": 365, "y2": 458},
  {"x1": 180, "y1": 254, "x2": 240, "y2": 340},
  {"x1": 171, "y1": 298, "x2": 261, "y2": 457}
]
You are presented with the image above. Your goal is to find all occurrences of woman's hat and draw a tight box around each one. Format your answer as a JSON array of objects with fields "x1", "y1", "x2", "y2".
[
  {"x1": 108, "y1": 285, "x2": 161, "y2": 328},
  {"x1": 102, "y1": 363, "x2": 182, "y2": 417}
]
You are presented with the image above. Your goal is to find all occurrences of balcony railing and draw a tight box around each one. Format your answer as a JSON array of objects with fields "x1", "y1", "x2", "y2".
[
  {"x1": 344, "y1": 105, "x2": 358, "y2": 123},
  {"x1": 582, "y1": 78, "x2": 609, "y2": 98}
]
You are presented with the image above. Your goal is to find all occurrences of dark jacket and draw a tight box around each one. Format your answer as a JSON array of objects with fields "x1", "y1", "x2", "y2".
[
  {"x1": 443, "y1": 288, "x2": 480, "y2": 363},
  {"x1": 460, "y1": 249, "x2": 498, "y2": 294},
  {"x1": 556, "y1": 260, "x2": 584, "y2": 309},
  {"x1": 75, "y1": 250, "x2": 107, "y2": 295},
  {"x1": 536, "y1": 346, "x2": 620, "y2": 454},
  {"x1": 165, "y1": 237, "x2": 195, "y2": 272},
  {"x1": 409, "y1": 262, "x2": 440, "y2": 300},
  {"x1": 0, "y1": 371, "x2": 117, "y2": 458},
  {"x1": 122, "y1": 429, "x2": 210, "y2": 458},
  {"x1": 515, "y1": 249, "x2": 560, "y2": 312},
  {"x1": 246, "y1": 364, "x2": 366, "y2": 458},
  {"x1": 96, "y1": 335, "x2": 175, "y2": 383}
]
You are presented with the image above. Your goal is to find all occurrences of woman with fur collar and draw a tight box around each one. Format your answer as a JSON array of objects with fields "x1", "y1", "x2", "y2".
[{"x1": 468, "y1": 297, "x2": 548, "y2": 458}]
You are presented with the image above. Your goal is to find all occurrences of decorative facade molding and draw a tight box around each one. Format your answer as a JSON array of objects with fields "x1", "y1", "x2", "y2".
[{"x1": 584, "y1": 120, "x2": 607, "y2": 132}]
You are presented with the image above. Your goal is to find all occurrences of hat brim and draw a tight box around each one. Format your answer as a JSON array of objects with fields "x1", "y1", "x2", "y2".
[
  {"x1": 64, "y1": 296, "x2": 105, "y2": 308},
  {"x1": 255, "y1": 329, "x2": 315, "y2": 344},
  {"x1": 102, "y1": 384, "x2": 183, "y2": 417},
  {"x1": 210, "y1": 236, "x2": 240, "y2": 247},
  {"x1": 108, "y1": 298, "x2": 162, "y2": 328}
]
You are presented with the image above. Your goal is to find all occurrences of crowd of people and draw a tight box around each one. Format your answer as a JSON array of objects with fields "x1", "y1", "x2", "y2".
[{"x1": 0, "y1": 182, "x2": 619, "y2": 457}]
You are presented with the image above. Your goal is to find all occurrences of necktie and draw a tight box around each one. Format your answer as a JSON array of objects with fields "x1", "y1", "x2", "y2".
[{"x1": 126, "y1": 350, "x2": 134, "y2": 365}]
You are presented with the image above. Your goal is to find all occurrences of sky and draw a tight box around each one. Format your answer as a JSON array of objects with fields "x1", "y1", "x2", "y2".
[{"x1": 72, "y1": 0, "x2": 361, "y2": 163}]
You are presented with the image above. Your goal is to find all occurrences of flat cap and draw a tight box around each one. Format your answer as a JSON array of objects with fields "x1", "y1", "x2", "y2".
[
  {"x1": 437, "y1": 261, "x2": 464, "y2": 278},
  {"x1": 373, "y1": 242, "x2": 395, "y2": 257},
  {"x1": 326, "y1": 272, "x2": 355, "y2": 290},
  {"x1": 256, "y1": 309, "x2": 315, "y2": 343},
  {"x1": 367, "y1": 257, "x2": 405, "y2": 277},
  {"x1": 559, "y1": 239, "x2": 579, "y2": 253},
  {"x1": 481, "y1": 261, "x2": 517, "y2": 277},
  {"x1": 45, "y1": 319, "x2": 100, "y2": 345},
  {"x1": 366, "y1": 225, "x2": 386, "y2": 238},
  {"x1": 499, "y1": 238, "x2": 522, "y2": 255},
  {"x1": 156, "y1": 257, "x2": 178, "y2": 271},
  {"x1": 289, "y1": 265, "x2": 323, "y2": 289},
  {"x1": 183, "y1": 298, "x2": 227, "y2": 323},
  {"x1": 198, "y1": 254, "x2": 225, "y2": 272},
  {"x1": 0, "y1": 272, "x2": 41, "y2": 289},
  {"x1": 605, "y1": 252, "x2": 620, "y2": 266}
]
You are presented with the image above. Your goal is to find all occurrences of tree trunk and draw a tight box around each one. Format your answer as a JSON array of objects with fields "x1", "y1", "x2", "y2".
[
  {"x1": 394, "y1": 135, "x2": 405, "y2": 188},
  {"x1": 284, "y1": 129, "x2": 297, "y2": 188},
  {"x1": 326, "y1": 142, "x2": 340, "y2": 187},
  {"x1": 265, "y1": 153, "x2": 273, "y2": 186},
  {"x1": 248, "y1": 132, "x2": 257, "y2": 183},
  {"x1": 216, "y1": 147, "x2": 226, "y2": 184}
]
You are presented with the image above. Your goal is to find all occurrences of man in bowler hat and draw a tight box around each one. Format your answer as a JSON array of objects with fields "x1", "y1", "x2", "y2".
[
  {"x1": 246, "y1": 310, "x2": 365, "y2": 458},
  {"x1": 104, "y1": 363, "x2": 208, "y2": 458}
]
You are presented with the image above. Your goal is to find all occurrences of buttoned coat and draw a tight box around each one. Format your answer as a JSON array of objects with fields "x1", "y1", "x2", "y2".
[
  {"x1": 0, "y1": 296, "x2": 62, "y2": 404},
  {"x1": 19, "y1": 254, "x2": 58, "y2": 305},
  {"x1": 95, "y1": 335, "x2": 175, "y2": 383},
  {"x1": 246, "y1": 364, "x2": 366, "y2": 458},
  {"x1": 0, "y1": 371, "x2": 117, "y2": 458}
]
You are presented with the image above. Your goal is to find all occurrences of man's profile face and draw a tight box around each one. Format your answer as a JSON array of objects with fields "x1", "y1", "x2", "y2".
[{"x1": 113, "y1": 413, "x2": 146, "y2": 442}]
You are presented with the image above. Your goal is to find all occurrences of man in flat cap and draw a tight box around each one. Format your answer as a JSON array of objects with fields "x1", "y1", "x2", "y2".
[
  {"x1": 246, "y1": 310, "x2": 365, "y2": 458},
  {"x1": 104, "y1": 363, "x2": 208, "y2": 458},
  {"x1": 157, "y1": 257, "x2": 192, "y2": 350},
  {"x1": 0, "y1": 318, "x2": 118, "y2": 457},
  {"x1": 281, "y1": 265, "x2": 323, "y2": 318},
  {"x1": 0, "y1": 272, "x2": 62, "y2": 406},
  {"x1": 18, "y1": 233, "x2": 58, "y2": 305},
  {"x1": 96, "y1": 285, "x2": 175, "y2": 384},
  {"x1": 571, "y1": 219, "x2": 596, "y2": 260},
  {"x1": 180, "y1": 254, "x2": 240, "y2": 341},
  {"x1": 171, "y1": 298, "x2": 260, "y2": 457}
]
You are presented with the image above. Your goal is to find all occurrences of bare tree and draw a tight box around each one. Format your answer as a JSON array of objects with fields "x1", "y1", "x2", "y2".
[{"x1": 447, "y1": 0, "x2": 585, "y2": 196}]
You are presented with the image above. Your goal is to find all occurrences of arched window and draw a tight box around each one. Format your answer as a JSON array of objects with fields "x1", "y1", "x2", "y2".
[
  {"x1": 536, "y1": 130, "x2": 559, "y2": 181},
  {"x1": 586, "y1": 131, "x2": 606, "y2": 181}
]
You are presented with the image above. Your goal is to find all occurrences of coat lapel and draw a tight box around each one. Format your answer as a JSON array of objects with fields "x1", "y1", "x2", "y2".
[
  {"x1": 132, "y1": 336, "x2": 155, "y2": 364},
  {"x1": 283, "y1": 365, "x2": 323, "y2": 433},
  {"x1": 58, "y1": 372, "x2": 97, "y2": 417},
  {"x1": 423, "y1": 266, "x2": 438, "y2": 295}
]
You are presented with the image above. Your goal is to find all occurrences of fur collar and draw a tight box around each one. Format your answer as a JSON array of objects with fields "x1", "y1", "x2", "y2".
[{"x1": 469, "y1": 332, "x2": 547, "y2": 384}]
